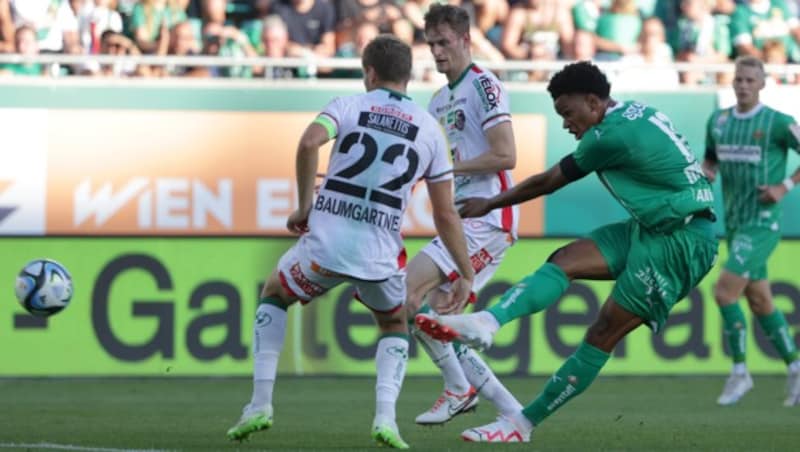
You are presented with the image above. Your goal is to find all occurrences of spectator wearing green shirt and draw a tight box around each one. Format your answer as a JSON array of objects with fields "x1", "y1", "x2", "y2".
[
  {"x1": 572, "y1": 0, "x2": 605, "y2": 33},
  {"x1": 130, "y1": 0, "x2": 187, "y2": 53},
  {"x1": 730, "y1": 0, "x2": 800, "y2": 62},
  {"x1": 670, "y1": 0, "x2": 732, "y2": 85},
  {"x1": 595, "y1": 0, "x2": 642, "y2": 60},
  {"x1": 0, "y1": 26, "x2": 44, "y2": 76}
]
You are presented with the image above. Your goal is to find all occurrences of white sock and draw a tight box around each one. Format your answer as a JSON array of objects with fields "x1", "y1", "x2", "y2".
[
  {"x1": 414, "y1": 328, "x2": 471, "y2": 393},
  {"x1": 250, "y1": 303, "x2": 287, "y2": 410},
  {"x1": 788, "y1": 360, "x2": 800, "y2": 372},
  {"x1": 455, "y1": 343, "x2": 522, "y2": 416},
  {"x1": 375, "y1": 335, "x2": 408, "y2": 423},
  {"x1": 732, "y1": 362, "x2": 747, "y2": 375}
]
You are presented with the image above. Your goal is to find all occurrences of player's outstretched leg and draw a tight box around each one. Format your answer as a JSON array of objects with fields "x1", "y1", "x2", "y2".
[
  {"x1": 227, "y1": 298, "x2": 287, "y2": 441},
  {"x1": 461, "y1": 298, "x2": 637, "y2": 444},
  {"x1": 416, "y1": 262, "x2": 570, "y2": 349}
]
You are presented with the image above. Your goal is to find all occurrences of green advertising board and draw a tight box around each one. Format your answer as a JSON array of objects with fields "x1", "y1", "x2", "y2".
[{"x1": 2, "y1": 237, "x2": 797, "y2": 376}]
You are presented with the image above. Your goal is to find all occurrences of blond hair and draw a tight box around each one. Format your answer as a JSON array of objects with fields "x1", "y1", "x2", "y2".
[{"x1": 734, "y1": 55, "x2": 765, "y2": 77}]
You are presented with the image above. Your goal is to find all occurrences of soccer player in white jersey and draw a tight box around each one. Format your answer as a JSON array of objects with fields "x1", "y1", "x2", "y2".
[
  {"x1": 225, "y1": 35, "x2": 475, "y2": 449},
  {"x1": 406, "y1": 4, "x2": 523, "y2": 425}
]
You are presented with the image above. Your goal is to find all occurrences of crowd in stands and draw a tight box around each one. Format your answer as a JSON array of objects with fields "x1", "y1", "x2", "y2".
[{"x1": 0, "y1": 0, "x2": 798, "y2": 84}]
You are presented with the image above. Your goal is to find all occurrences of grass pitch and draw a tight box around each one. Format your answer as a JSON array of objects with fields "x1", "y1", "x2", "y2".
[{"x1": 0, "y1": 376, "x2": 797, "y2": 451}]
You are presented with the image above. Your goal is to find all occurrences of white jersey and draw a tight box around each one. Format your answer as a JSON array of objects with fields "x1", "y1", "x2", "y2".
[
  {"x1": 302, "y1": 88, "x2": 453, "y2": 280},
  {"x1": 428, "y1": 63, "x2": 518, "y2": 237}
]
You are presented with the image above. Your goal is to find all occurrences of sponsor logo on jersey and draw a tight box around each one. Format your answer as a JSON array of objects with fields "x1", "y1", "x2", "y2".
[
  {"x1": 358, "y1": 112, "x2": 418, "y2": 140},
  {"x1": 622, "y1": 102, "x2": 646, "y2": 120},
  {"x1": 470, "y1": 248, "x2": 494, "y2": 273},
  {"x1": 289, "y1": 262, "x2": 325, "y2": 297},
  {"x1": 753, "y1": 129, "x2": 763, "y2": 140},
  {"x1": 370, "y1": 105, "x2": 413, "y2": 122},
  {"x1": 473, "y1": 75, "x2": 500, "y2": 112},
  {"x1": 454, "y1": 109, "x2": 466, "y2": 131},
  {"x1": 434, "y1": 97, "x2": 468, "y2": 115}
]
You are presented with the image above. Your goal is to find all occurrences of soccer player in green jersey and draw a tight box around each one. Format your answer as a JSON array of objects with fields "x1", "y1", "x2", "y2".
[
  {"x1": 415, "y1": 61, "x2": 720, "y2": 443},
  {"x1": 702, "y1": 56, "x2": 800, "y2": 407}
]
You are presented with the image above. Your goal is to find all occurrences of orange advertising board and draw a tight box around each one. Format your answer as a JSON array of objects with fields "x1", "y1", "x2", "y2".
[{"x1": 45, "y1": 110, "x2": 545, "y2": 236}]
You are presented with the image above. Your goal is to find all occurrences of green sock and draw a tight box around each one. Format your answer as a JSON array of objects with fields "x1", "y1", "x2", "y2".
[
  {"x1": 719, "y1": 303, "x2": 747, "y2": 363},
  {"x1": 522, "y1": 341, "x2": 610, "y2": 426},
  {"x1": 757, "y1": 310, "x2": 799, "y2": 364},
  {"x1": 259, "y1": 296, "x2": 287, "y2": 311},
  {"x1": 488, "y1": 263, "x2": 569, "y2": 326}
]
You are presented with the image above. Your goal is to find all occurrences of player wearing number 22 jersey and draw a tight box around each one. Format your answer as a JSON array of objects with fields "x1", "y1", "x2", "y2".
[
  {"x1": 307, "y1": 88, "x2": 453, "y2": 281},
  {"x1": 227, "y1": 36, "x2": 475, "y2": 449}
]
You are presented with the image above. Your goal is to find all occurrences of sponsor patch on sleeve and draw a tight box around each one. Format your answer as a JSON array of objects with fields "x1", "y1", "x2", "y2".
[{"x1": 472, "y1": 75, "x2": 501, "y2": 112}]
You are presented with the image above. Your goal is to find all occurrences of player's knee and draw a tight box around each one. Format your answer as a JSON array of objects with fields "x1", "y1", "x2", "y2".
[
  {"x1": 375, "y1": 310, "x2": 408, "y2": 333},
  {"x1": 545, "y1": 246, "x2": 566, "y2": 264},
  {"x1": 405, "y1": 291, "x2": 424, "y2": 319},
  {"x1": 585, "y1": 315, "x2": 612, "y2": 347},
  {"x1": 713, "y1": 280, "x2": 737, "y2": 306},
  {"x1": 744, "y1": 287, "x2": 773, "y2": 315}
]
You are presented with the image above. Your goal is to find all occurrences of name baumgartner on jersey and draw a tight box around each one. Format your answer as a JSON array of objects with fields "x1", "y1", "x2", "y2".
[{"x1": 303, "y1": 88, "x2": 453, "y2": 281}]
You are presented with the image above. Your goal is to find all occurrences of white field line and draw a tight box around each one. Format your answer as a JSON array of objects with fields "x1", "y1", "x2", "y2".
[{"x1": 0, "y1": 442, "x2": 175, "y2": 452}]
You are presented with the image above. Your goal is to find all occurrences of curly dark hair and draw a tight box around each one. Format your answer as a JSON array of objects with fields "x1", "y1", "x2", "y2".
[
  {"x1": 547, "y1": 61, "x2": 611, "y2": 100},
  {"x1": 424, "y1": 4, "x2": 470, "y2": 36},
  {"x1": 362, "y1": 34, "x2": 412, "y2": 84}
]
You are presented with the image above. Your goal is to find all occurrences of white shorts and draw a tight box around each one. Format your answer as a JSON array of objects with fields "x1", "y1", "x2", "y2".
[
  {"x1": 277, "y1": 243, "x2": 406, "y2": 313},
  {"x1": 420, "y1": 219, "x2": 514, "y2": 296}
]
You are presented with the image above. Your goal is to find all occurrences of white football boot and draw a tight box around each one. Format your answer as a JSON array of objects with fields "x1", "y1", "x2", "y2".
[
  {"x1": 784, "y1": 367, "x2": 800, "y2": 407},
  {"x1": 415, "y1": 386, "x2": 479, "y2": 425},
  {"x1": 415, "y1": 311, "x2": 498, "y2": 351},
  {"x1": 716, "y1": 372, "x2": 753, "y2": 406},
  {"x1": 461, "y1": 415, "x2": 532, "y2": 443}
]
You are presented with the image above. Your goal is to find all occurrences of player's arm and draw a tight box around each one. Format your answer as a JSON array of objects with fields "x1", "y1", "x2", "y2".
[
  {"x1": 759, "y1": 116, "x2": 800, "y2": 203},
  {"x1": 453, "y1": 121, "x2": 517, "y2": 174},
  {"x1": 427, "y1": 178, "x2": 475, "y2": 311},
  {"x1": 289, "y1": 121, "x2": 333, "y2": 233},
  {"x1": 459, "y1": 157, "x2": 575, "y2": 218},
  {"x1": 703, "y1": 115, "x2": 719, "y2": 182}
]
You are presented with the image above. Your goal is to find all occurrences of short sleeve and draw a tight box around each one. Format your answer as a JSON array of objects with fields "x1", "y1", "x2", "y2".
[
  {"x1": 320, "y1": 0, "x2": 337, "y2": 34},
  {"x1": 572, "y1": 128, "x2": 629, "y2": 174},
  {"x1": 470, "y1": 72, "x2": 511, "y2": 131},
  {"x1": 778, "y1": 113, "x2": 800, "y2": 151},
  {"x1": 424, "y1": 124, "x2": 454, "y2": 183},
  {"x1": 315, "y1": 96, "x2": 345, "y2": 139}
]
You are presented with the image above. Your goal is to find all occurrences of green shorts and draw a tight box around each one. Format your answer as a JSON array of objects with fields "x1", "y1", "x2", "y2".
[
  {"x1": 724, "y1": 225, "x2": 780, "y2": 281},
  {"x1": 589, "y1": 217, "x2": 718, "y2": 333}
]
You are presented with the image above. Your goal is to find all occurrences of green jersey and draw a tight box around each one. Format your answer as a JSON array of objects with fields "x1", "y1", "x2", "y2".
[
  {"x1": 572, "y1": 101, "x2": 715, "y2": 233},
  {"x1": 705, "y1": 104, "x2": 800, "y2": 231}
]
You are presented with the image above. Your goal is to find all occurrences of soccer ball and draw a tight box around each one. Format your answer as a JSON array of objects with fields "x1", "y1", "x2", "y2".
[{"x1": 14, "y1": 259, "x2": 74, "y2": 317}]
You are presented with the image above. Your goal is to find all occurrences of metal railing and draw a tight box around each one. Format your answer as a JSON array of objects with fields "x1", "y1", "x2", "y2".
[{"x1": 1, "y1": 53, "x2": 799, "y2": 81}]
